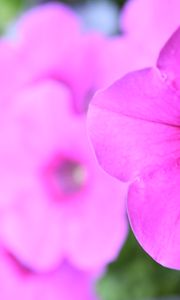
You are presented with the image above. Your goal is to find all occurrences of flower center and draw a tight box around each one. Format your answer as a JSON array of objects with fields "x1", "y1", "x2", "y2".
[
  {"x1": 44, "y1": 156, "x2": 88, "y2": 199},
  {"x1": 54, "y1": 159, "x2": 87, "y2": 195}
]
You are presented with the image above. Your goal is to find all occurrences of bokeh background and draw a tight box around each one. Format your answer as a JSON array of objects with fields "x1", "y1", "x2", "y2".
[{"x1": 1, "y1": 0, "x2": 180, "y2": 299}]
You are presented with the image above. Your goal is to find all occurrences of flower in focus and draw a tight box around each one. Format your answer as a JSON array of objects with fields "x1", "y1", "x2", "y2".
[
  {"x1": 87, "y1": 27, "x2": 180, "y2": 269},
  {"x1": 0, "y1": 246, "x2": 97, "y2": 300},
  {"x1": 0, "y1": 3, "x2": 128, "y2": 273}
]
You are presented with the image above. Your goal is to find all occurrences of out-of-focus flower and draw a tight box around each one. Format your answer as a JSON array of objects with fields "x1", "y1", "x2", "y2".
[
  {"x1": 0, "y1": 246, "x2": 97, "y2": 300},
  {"x1": 87, "y1": 26, "x2": 180, "y2": 269},
  {"x1": 97, "y1": 0, "x2": 180, "y2": 90},
  {"x1": 0, "y1": 3, "x2": 128, "y2": 273},
  {"x1": 96, "y1": 35, "x2": 152, "y2": 89},
  {"x1": 13, "y1": 3, "x2": 104, "y2": 113},
  {"x1": 121, "y1": 0, "x2": 180, "y2": 56}
]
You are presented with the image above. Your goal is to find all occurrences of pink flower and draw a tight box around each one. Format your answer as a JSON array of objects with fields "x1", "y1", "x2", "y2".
[
  {"x1": 14, "y1": 3, "x2": 104, "y2": 113},
  {"x1": 87, "y1": 27, "x2": 180, "y2": 269},
  {"x1": 0, "y1": 4, "x2": 128, "y2": 272},
  {"x1": 0, "y1": 246, "x2": 97, "y2": 300},
  {"x1": 97, "y1": 0, "x2": 180, "y2": 89},
  {"x1": 121, "y1": 0, "x2": 180, "y2": 55},
  {"x1": 97, "y1": 36, "x2": 153, "y2": 89}
]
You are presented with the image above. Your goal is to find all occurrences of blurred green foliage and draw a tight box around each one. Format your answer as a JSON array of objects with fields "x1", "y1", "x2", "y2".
[
  {"x1": 0, "y1": 0, "x2": 25, "y2": 33},
  {"x1": 98, "y1": 229, "x2": 180, "y2": 300}
]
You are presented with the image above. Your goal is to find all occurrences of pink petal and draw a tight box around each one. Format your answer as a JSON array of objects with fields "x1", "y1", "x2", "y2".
[
  {"x1": 127, "y1": 162, "x2": 180, "y2": 269},
  {"x1": 0, "y1": 180, "x2": 66, "y2": 271},
  {"x1": 88, "y1": 68, "x2": 180, "y2": 181},
  {"x1": 17, "y1": 3, "x2": 81, "y2": 53},
  {"x1": 0, "y1": 41, "x2": 28, "y2": 107},
  {"x1": 16, "y1": 4, "x2": 102, "y2": 113},
  {"x1": 17, "y1": 3, "x2": 81, "y2": 37},
  {"x1": 121, "y1": 0, "x2": 180, "y2": 54},
  {"x1": 97, "y1": 36, "x2": 154, "y2": 89},
  {"x1": 15, "y1": 3, "x2": 81, "y2": 85},
  {"x1": 55, "y1": 32, "x2": 104, "y2": 113},
  {"x1": 0, "y1": 249, "x2": 97, "y2": 300},
  {"x1": 13, "y1": 80, "x2": 74, "y2": 163},
  {"x1": 66, "y1": 151, "x2": 128, "y2": 269},
  {"x1": 157, "y1": 26, "x2": 180, "y2": 86}
]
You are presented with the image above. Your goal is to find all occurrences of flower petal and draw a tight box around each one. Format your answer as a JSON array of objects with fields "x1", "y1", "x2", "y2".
[
  {"x1": 157, "y1": 26, "x2": 180, "y2": 86},
  {"x1": 0, "y1": 180, "x2": 66, "y2": 271},
  {"x1": 121, "y1": 0, "x2": 180, "y2": 54},
  {"x1": 0, "y1": 41, "x2": 28, "y2": 107},
  {"x1": 127, "y1": 162, "x2": 180, "y2": 269},
  {"x1": 15, "y1": 3, "x2": 81, "y2": 83},
  {"x1": 66, "y1": 156, "x2": 128, "y2": 269},
  {"x1": 0, "y1": 249, "x2": 97, "y2": 300},
  {"x1": 97, "y1": 36, "x2": 154, "y2": 89},
  {"x1": 16, "y1": 4, "x2": 102, "y2": 113},
  {"x1": 13, "y1": 80, "x2": 74, "y2": 163},
  {"x1": 17, "y1": 3, "x2": 81, "y2": 51},
  {"x1": 88, "y1": 68, "x2": 180, "y2": 181}
]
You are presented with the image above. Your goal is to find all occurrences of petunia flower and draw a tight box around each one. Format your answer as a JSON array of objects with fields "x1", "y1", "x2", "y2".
[
  {"x1": 0, "y1": 2, "x2": 129, "y2": 273},
  {"x1": 0, "y1": 246, "x2": 97, "y2": 300},
  {"x1": 87, "y1": 26, "x2": 180, "y2": 269},
  {"x1": 0, "y1": 78, "x2": 128, "y2": 272}
]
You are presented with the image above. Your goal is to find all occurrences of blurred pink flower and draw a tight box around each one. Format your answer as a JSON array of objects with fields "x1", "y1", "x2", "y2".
[
  {"x1": 0, "y1": 78, "x2": 128, "y2": 273},
  {"x1": 0, "y1": 247, "x2": 97, "y2": 300},
  {"x1": 96, "y1": 35, "x2": 152, "y2": 89},
  {"x1": 87, "y1": 27, "x2": 180, "y2": 269},
  {"x1": 0, "y1": 4, "x2": 128, "y2": 272},
  {"x1": 96, "y1": 0, "x2": 180, "y2": 89},
  {"x1": 13, "y1": 3, "x2": 104, "y2": 113},
  {"x1": 121, "y1": 0, "x2": 180, "y2": 56}
]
